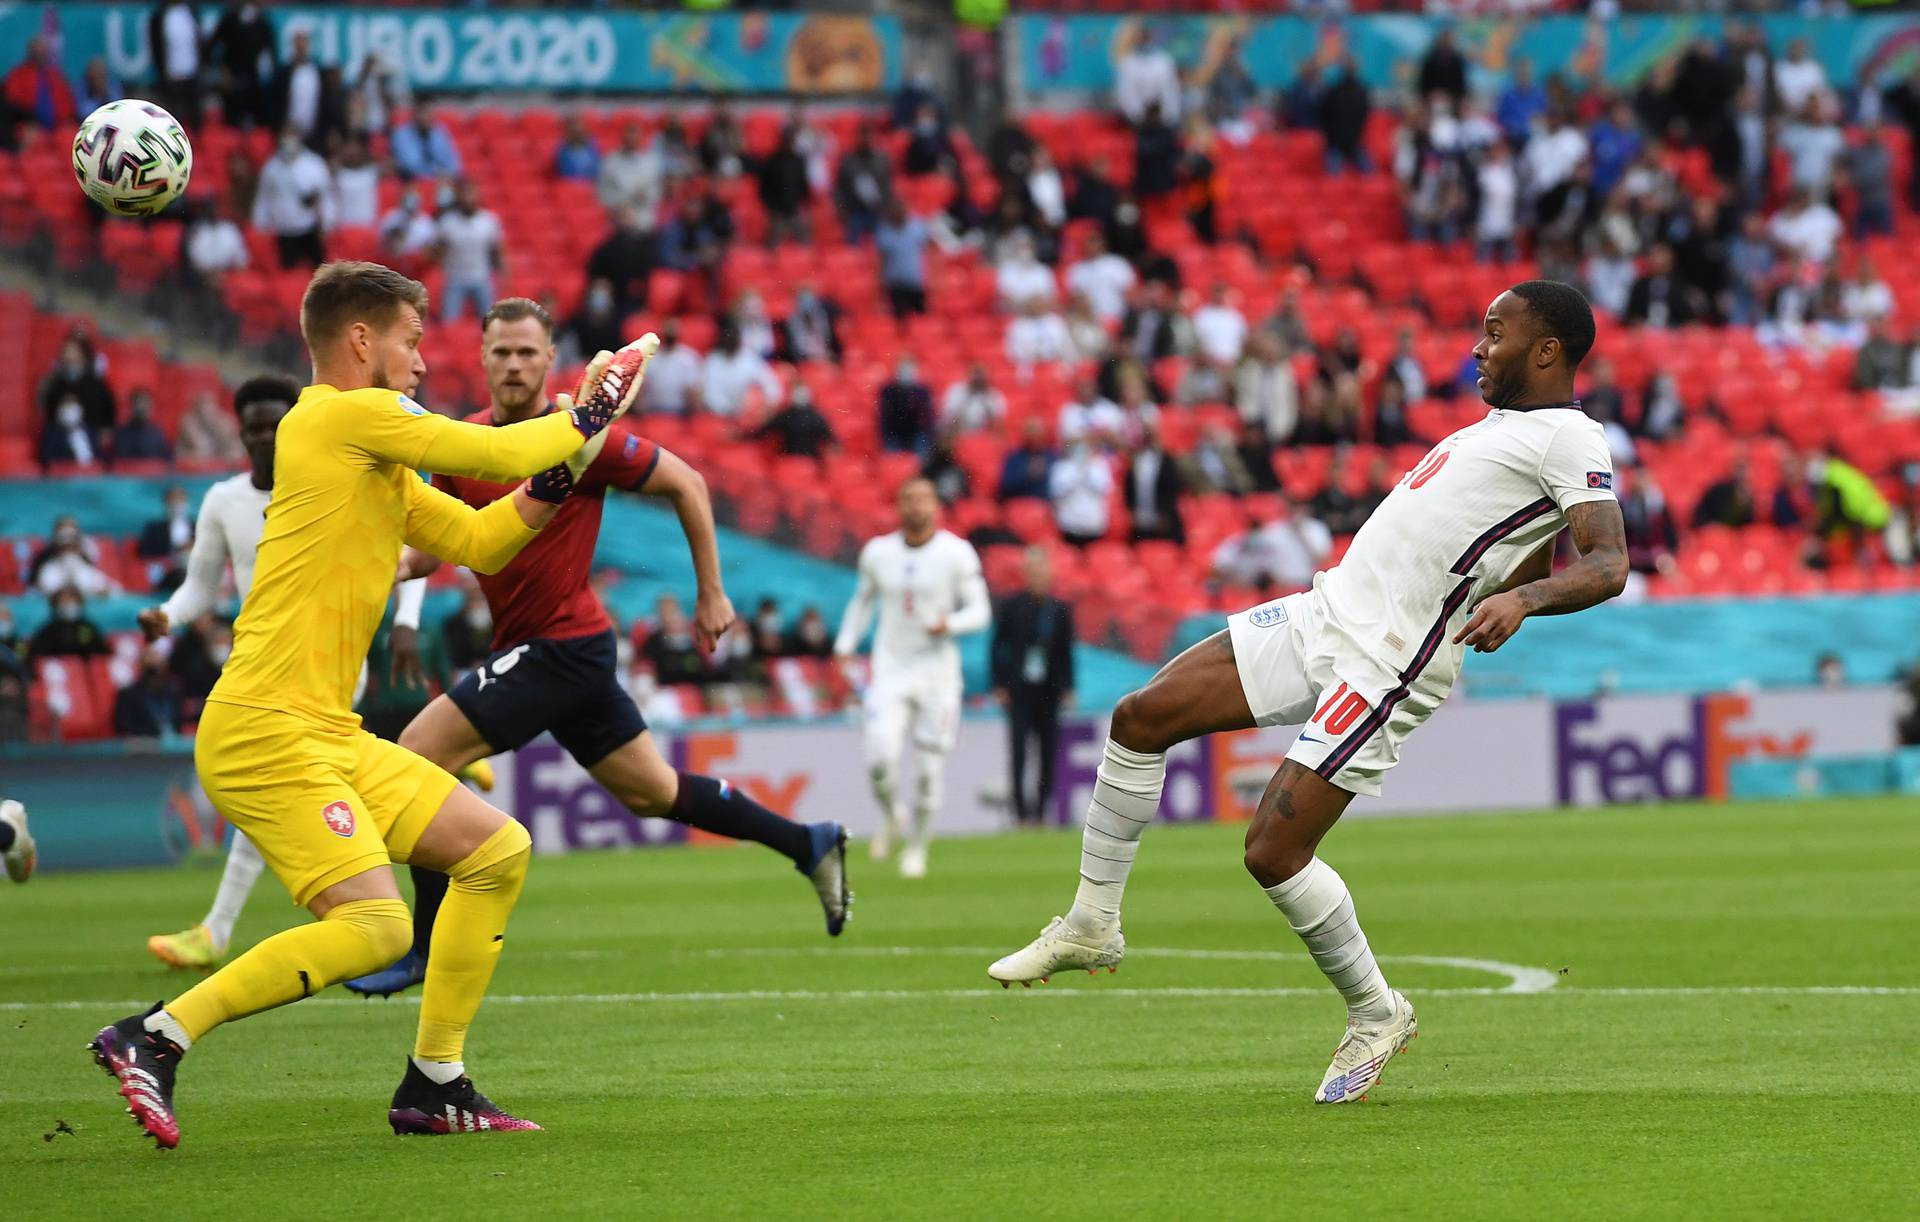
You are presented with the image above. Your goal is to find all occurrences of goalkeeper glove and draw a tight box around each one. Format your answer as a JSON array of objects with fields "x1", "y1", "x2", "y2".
[{"x1": 529, "y1": 334, "x2": 659, "y2": 504}]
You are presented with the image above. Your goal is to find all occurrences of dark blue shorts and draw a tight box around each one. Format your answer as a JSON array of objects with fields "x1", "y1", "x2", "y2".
[{"x1": 447, "y1": 630, "x2": 646, "y2": 769}]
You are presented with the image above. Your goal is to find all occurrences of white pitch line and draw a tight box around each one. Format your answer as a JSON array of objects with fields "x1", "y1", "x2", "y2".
[{"x1": 4, "y1": 985, "x2": 1917, "y2": 1013}]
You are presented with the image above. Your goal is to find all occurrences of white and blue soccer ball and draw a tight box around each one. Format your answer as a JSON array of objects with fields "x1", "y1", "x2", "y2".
[{"x1": 71, "y1": 99, "x2": 193, "y2": 218}]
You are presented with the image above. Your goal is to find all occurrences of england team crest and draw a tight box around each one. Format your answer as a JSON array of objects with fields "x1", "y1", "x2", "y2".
[
  {"x1": 322, "y1": 800, "x2": 356, "y2": 837},
  {"x1": 1248, "y1": 603, "x2": 1290, "y2": 628}
]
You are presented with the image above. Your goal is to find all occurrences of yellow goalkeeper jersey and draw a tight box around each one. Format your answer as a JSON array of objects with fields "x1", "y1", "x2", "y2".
[{"x1": 208, "y1": 383, "x2": 583, "y2": 734}]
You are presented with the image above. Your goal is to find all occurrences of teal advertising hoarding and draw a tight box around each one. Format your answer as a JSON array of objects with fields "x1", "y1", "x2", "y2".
[
  {"x1": 5, "y1": 4, "x2": 902, "y2": 95},
  {"x1": 1015, "y1": 13, "x2": 1920, "y2": 96}
]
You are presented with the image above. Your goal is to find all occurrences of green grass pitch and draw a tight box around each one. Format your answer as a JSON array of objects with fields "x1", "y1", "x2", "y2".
[{"x1": 4, "y1": 799, "x2": 1917, "y2": 1219}]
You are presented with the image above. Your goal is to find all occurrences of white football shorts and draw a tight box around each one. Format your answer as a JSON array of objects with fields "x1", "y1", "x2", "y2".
[
  {"x1": 1225, "y1": 588, "x2": 1453, "y2": 797},
  {"x1": 862, "y1": 663, "x2": 962, "y2": 763}
]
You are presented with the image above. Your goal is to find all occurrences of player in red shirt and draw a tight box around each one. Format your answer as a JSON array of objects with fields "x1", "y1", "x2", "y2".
[{"x1": 345, "y1": 299, "x2": 849, "y2": 996}]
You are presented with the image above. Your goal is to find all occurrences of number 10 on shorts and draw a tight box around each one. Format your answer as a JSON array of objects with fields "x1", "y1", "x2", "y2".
[{"x1": 1311, "y1": 682, "x2": 1370, "y2": 737}]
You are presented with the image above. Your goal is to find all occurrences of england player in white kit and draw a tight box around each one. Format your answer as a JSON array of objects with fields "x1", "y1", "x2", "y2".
[
  {"x1": 990, "y1": 283, "x2": 1630, "y2": 1104},
  {"x1": 139, "y1": 377, "x2": 298, "y2": 968},
  {"x1": 835, "y1": 478, "x2": 991, "y2": 878}
]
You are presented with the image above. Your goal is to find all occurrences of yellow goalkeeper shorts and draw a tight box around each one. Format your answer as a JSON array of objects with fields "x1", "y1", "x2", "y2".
[{"x1": 195, "y1": 700, "x2": 460, "y2": 906}]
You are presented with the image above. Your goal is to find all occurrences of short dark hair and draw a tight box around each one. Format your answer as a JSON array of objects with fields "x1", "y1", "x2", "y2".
[
  {"x1": 481, "y1": 297, "x2": 554, "y2": 337},
  {"x1": 1507, "y1": 280, "x2": 1596, "y2": 370},
  {"x1": 300, "y1": 260, "x2": 428, "y2": 350},
  {"x1": 233, "y1": 373, "x2": 301, "y2": 417}
]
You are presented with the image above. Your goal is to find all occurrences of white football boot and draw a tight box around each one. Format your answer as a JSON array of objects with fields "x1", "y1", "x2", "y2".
[
  {"x1": 869, "y1": 811, "x2": 903, "y2": 862},
  {"x1": 1, "y1": 800, "x2": 35, "y2": 883},
  {"x1": 1314, "y1": 990, "x2": 1417, "y2": 1104},
  {"x1": 987, "y1": 916, "x2": 1125, "y2": 987},
  {"x1": 897, "y1": 840, "x2": 928, "y2": 879}
]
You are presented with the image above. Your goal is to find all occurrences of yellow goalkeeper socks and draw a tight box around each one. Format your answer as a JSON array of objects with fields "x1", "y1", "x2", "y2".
[
  {"x1": 414, "y1": 820, "x2": 530, "y2": 1062},
  {"x1": 161, "y1": 898, "x2": 412, "y2": 1043}
]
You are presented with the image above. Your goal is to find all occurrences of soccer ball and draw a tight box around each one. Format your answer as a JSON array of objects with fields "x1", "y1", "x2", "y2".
[{"x1": 71, "y1": 99, "x2": 193, "y2": 218}]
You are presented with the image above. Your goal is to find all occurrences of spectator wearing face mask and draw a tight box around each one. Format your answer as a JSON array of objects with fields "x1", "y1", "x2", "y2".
[
  {"x1": 702, "y1": 324, "x2": 783, "y2": 418},
  {"x1": 252, "y1": 126, "x2": 331, "y2": 269},
  {"x1": 751, "y1": 385, "x2": 836, "y2": 458},
  {"x1": 434, "y1": 178, "x2": 502, "y2": 322},
  {"x1": 168, "y1": 613, "x2": 232, "y2": 701},
  {"x1": 114, "y1": 645, "x2": 187, "y2": 738},
  {"x1": 786, "y1": 605, "x2": 834, "y2": 658},
  {"x1": 749, "y1": 598, "x2": 786, "y2": 658},
  {"x1": 39, "y1": 336, "x2": 116, "y2": 435},
  {"x1": 114, "y1": 389, "x2": 174, "y2": 463},
  {"x1": 779, "y1": 285, "x2": 844, "y2": 364},
  {"x1": 379, "y1": 185, "x2": 440, "y2": 266},
  {"x1": 564, "y1": 277, "x2": 625, "y2": 366},
  {"x1": 29, "y1": 588, "x2": 110, "y2": 659},
  {"x1": 40, "y1": 394, "x2": 105, "y2": 468},
  {"x1": 638, "y1": 320, "x2": 704, "y2": 415},
  {"x1": 878, "y1": 359, "x2": 935, "y2": 455},
  {"x1": 138, "y1": 486, "x2": 196, "y2": 561},
  {"x1": 30, "y1": 517, "x2": 119, "y2": 598},
  {"x1": 1050, "y1": 440, "x2": 1114, "y2": 548}
]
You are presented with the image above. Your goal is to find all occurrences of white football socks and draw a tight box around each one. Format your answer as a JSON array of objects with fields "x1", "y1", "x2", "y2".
[
  {"x1": 1263, "y1": 857, "x2": 1394, "y2": 1024},
  {"x1": 412, "y1": 1056, "x2": 466, "y2": 1085},
  {"x1": 143, "y1": 1007, "x2": 193, "y2": 1051},
  {"x1": 907, "y1": 749, "x2": 945, "y2": 850},
  {"x1": 201, "y1": 832, "x2": 266, "y2": 952},
  {"x1": 1064, "y1": 741, "x2": 1166, "y2": 937}
]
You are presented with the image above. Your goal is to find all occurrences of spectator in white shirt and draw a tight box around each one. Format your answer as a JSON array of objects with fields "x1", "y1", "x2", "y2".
[
  {"x1": 434, "y1": 179, "x2": 502, "y2": 323},
  {"x1": 184, "y1": 201, "x2": 248, "y2": 285},
  {"x1": 277, "y1": 30, "x2": 323, "y2": 146},
  {"x1": 1841, "y1": 260, "x2": 1894, "y2": 325},
  {"x1": 1234, "y1": 331, "x2": 1299, "y2": 444},
  {"x1": 1773, "y1": 38, "x2": 1829, "y2": 115},
  {"x1": 1768, "y1": 187, "x2": 1844, "y2": 265},
  {"x1": 1027, "y1": 146, "x2": 1067, "y2": 228},
  {"x1": 597, "y1": 124, "x2": 662, "y2": 227},
  {"x1": 379, "y1": 186, "x2": 440, "y2": 263},
  {"x1": 1524, "y1": 115, "x2": 1588, "y2": 205},
  {"x1": 1475, "y1": 138, "x2": 1520, "y2": 263},
  {"x1": 1584, "y1": 238, "x2": 1636, "y2": 318},
  {"x1": 1065, "y1": 230, "x2": 1137, "y2": 324},
  {"x1": 150, "y1": 1, "x2": 203, "y2": 126},
  {"x1": 330, "y1": 134, "x2": 380, "y2": 227},
  {"x1": 1115, "y1": 27, "x2": 1181, "y2": 127},
  {"x1": 939, "y1": 364, "x2": 1007, "y2": 435},
  {"x1": 1049, "y1": 442, "x2": 1115, "y2": 547},
  {"x1": 640, "y1": 319, "x2": 706, "y2": 415},
  {"x1": 1111, "y1": 368, "x2": 1162, "y2": 450},
  {"x1": 1191, "y1": 283, "x2": 1249, "y2": 366},
  {"x1": 1778, "y1": 95, "x2": 1846, "y2": 195},
  {"x1": 1210, "y1": 503, "x2": 1332, "y2": 591},
  {"x1": 252, "y1": 128, "x2": 331, "y2": 268},
  {"x1": 701, "y1": 324, "x2": 783, "y2": 417},
  {"x1": 1006, "y1": 297, "x2": 1076, "y2": 375},
  {"x1": 1064, "y1": 293, "x2": 1112, "y2": 365},
  {"x1": 354, "y1": 51, "x2": 410, "y2": 135},
  {"x1": 1058, "y1": 376, "x2": 1126, "y2": 451},
  {"x1": 996, "y1": 235, "x2": 1057, "y2": 311}
]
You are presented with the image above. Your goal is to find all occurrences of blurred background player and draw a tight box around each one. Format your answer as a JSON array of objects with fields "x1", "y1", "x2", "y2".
[
  {"x1": 989, "y1": 283, "x2": 1629, "y2": 1106},
  {"x1": 1, "y1": 798, "x2": 34, "y2": 882},
  {"x1": 834, "y1": 477, "x2": 990, "y2": 878},
  {"x1": 139, "y1": 376, "x2": 489, "y2": 969},
  {"x1": 137, "y1": 375, "x2": 295, "y2": 966},
  {"x1": 88, "y1": 262, "x2": 650, "y2": 1148},
  {"x1": 344, "y1": 298, "x2": 849, "y2": 998}
]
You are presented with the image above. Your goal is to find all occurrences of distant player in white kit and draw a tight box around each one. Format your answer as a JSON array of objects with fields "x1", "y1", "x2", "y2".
[
  {"x1": 835, "y1": 477, "x2": 990, "y2": 879},
  {"x1": 989, "y1": 282, "x2": 1630, "y2": 1103}
]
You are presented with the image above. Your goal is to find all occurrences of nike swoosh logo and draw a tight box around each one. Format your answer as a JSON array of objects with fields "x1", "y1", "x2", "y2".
[{"x1": 1299, "y1": 734, "x2": 1325, "y2": 745}]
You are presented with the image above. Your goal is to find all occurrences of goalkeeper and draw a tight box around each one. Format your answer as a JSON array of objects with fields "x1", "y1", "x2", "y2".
[{"x1": 87, "y1": 261, "x2": 653, "y2": 1148}]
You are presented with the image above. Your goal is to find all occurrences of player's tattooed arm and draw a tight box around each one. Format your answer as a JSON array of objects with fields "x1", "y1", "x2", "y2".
[
  {"x1": 1489, "y1": 537, "x2": 1555, "y2": 596},
  {"x1": 1455, "y1": 501, "x2": 1628, "y2": 653}
]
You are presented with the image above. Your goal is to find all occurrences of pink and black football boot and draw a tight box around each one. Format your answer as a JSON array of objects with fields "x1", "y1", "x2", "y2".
[
  {"x1": 88, "y1": 1003, "x2": 185, "y2": 1150},
  {"x1": 387, "y1": 1059, "x2": 542, "y2": 1135}
]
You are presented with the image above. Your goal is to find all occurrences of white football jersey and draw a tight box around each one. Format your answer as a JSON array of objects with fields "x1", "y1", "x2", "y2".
[
  {"x1": 835, "y1": 529, "x2": 991, "y2": 678},
  {"x1": 159, "y1": 473, "x2": 271, "y2": 625},
  {"x1": 1315, "y1": 406, "x2": 1615, "y2": 693}
]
